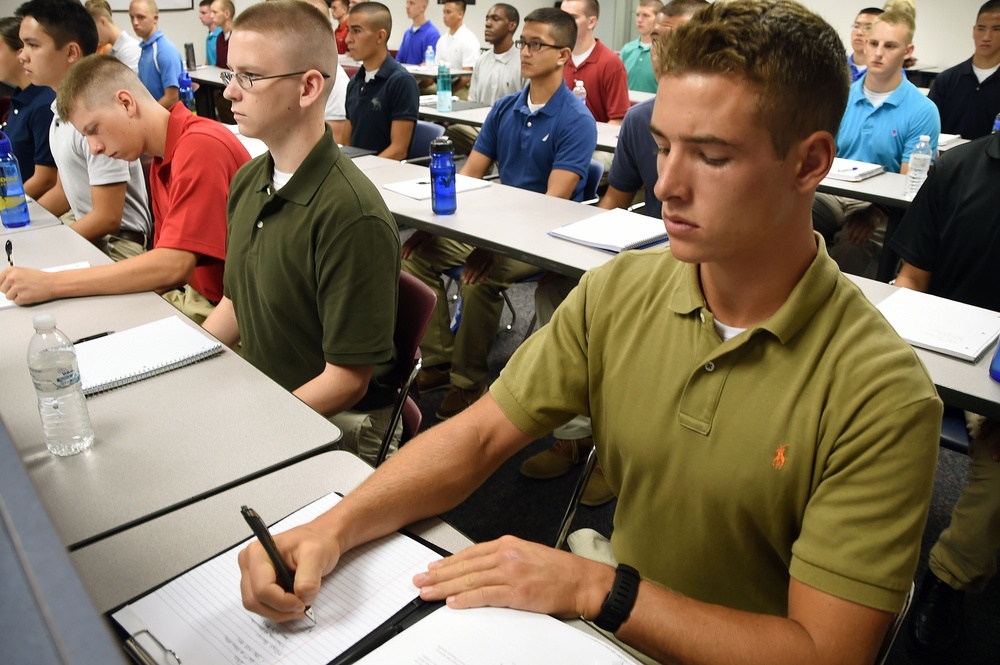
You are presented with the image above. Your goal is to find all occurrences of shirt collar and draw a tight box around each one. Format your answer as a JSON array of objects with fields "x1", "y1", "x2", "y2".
[
  {"x1": 360, "y1": 54, "x2": 401, "y2": 81},
  {"x1": 252, "y1": 126, "x2": 342, "y2": 205},
  {"x1": 160, "y1": 104, "x2": 194, "y2": 169},
  {"x1": 515, "y1": 82, "x2": 567, "y2": 117},
  {"x1": 851, "y1": 75, "x2": 910, "y2": 109},
  {"x1": 141, "y1": 30, "x2": 163, "y2": 48}
]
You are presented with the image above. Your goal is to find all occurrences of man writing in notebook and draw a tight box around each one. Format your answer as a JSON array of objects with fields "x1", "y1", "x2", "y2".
[
  {"x1": 0, "y1": 55, "x2": 249, "y2": 324},
  {"x1": 239, "y1": 3, "x2": 940, "y2": 662},
  {"x1": 202, "y1": 0, "x2": 401, "y2": 465}
]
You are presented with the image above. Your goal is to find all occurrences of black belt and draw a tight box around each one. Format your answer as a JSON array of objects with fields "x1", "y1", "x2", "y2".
[{"x1": 112, "y1": 228, "x2": 149, "y2": 249}]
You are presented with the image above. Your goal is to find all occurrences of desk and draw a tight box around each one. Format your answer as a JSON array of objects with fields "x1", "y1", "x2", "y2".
[
  {"x1": 0, "y1": 224, "x2": 342, "y2": 549},
  {"x1": 418, "y1": 103, "x2": 491, "y2": 127},
  {"x1": 403, "y1": 63, "x2": 471, "y2": 78},
  {"x1": 628, "y1": 89, "x2": 655, "y2": 105},
  {"x1": 817, "y1": 171, "x2": 911, "y2": 209},
  {"x1": 0, "y1": 198, "x2": 64, "y2": 236},
  {"x1": 188, "y1": 65, "x2": 226, "y2": 119}
]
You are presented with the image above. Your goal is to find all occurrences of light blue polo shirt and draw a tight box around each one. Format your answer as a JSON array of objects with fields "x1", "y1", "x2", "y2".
[
  {"x1": 206, "y1": 26, "x2": 221, "y2": 66},
  {"x1": 473, "y1": 83, "x2": 597, "y2": 202},
  {"x1": 137, "y1": 30, "x2": 184, "y2": 102},
  {"x1": 835, "y1": 76, "x2": 940, "y2": 173}
]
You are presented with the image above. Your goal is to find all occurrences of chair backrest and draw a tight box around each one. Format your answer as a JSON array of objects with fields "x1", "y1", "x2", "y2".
[
  {"x1": 400, "y1": 395, "x2": 422, "y2": 444},
  {"x1": 407, "y1": 120, "x2": 446, "y2": 161},
  {"x1": 583, "y1": 158, "x2": 604, "y2": 203},
  {"x1": 395, "y1": 271, "x2": 437, "y2": 380}
]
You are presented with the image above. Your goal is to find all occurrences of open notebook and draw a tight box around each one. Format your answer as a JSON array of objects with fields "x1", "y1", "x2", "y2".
[
  {"x1": 382, "y1": 175, "x2": 491, "y2": 201},
  {"x1": 549, "y1": 208, "x2": 669, "y2": 253},
  {"x1": 826, "y1": 158, "x2": 884, "y2": 182},
  {"x1": 76, "y1": 316, "x2": 223, "y2": 396},
  {"x1": 876, "y1": 288, "x2": 1000, "y2": 362}
]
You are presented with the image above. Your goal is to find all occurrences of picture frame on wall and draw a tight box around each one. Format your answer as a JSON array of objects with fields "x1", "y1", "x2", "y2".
[{"x1": 109, "y1": 0, "x2": 192, "y2": 10}]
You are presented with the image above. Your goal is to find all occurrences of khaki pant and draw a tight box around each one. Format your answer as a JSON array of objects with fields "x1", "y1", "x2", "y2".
[
  {"x1": 444, "y1": 124, "x2": 479, "y2": 156},
  {"x1": 402, "y1": 235, "x2": 539, "y2": 389},
  {"x1": 161, "y1": 284, "x2": 217, "y2": 325},
  {"x1": 330, "y1": 402, "x2": 402, "y2": 467},
  {"x1": 811, "y1": 193, "x2": 884, "y2": 279},
  {"x1": 62, "y1": 211, "x2": 146, "y2": 262}
]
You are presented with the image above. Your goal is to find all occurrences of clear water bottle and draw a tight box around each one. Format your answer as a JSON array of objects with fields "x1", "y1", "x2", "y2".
[
  {"x1": 178, "y1": 71, "x2": 196, "y2": 114},
  {"x1": 992, "y1": 111, "x2": 1000, "y2": 134},
  {"x1": 436, "y1": 61, "x2": 452, "y2": 112},
  {"x1": 0, "y1": 130, "x2": 30, "y2": 229},
  {"x1": 28, "y1": 314, "x2": 94, "y2": 457},
  {"x1": 904, "y1": 134, "x2": 932, "y2": 198},
  {"x1": 424, "y1": 45, "x2": 435, "y2": 67},
  {"x1": 430, "y1": 135, "x2": 456, "y2": 215},
  {"x1": 573, "y1": 79, "x2": 587, "y2": 104}
]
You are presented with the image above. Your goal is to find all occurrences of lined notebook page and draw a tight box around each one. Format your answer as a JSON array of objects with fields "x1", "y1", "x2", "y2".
[
  {"x1": 113, "y1": 492, "x2": 442, "y2": 665},
  {"x1": 76, "y1": 316, "x2": 223, "y2": 395},
  {"x1": 548, "y1": 208, "x2": 669, "y2": 253},
  {"x1": 876, "y1": 288, "x2": 1000, "y2": 362}
]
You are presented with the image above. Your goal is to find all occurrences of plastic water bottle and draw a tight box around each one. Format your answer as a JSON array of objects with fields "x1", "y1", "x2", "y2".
[
  {"x1": 436, "y1": 61, "x2": 452, "y2": 112},
  {"x1": 424, "y1": 45, "x2": 435, "y2": 67},
  {"x1": 430, "y1": 135, "x2": 457, "y2": 215},
  {"x1": 178, "y1": 72, "x2": 196, "y2": 114},
  {"x1": 990, "y1": 340, "x2": 1000, "y2": 382},
  {"x1": 573, "y1": 79, "x2": 587, "y2": 105},
  {"x1": 28, "y1": 314, "x2": 94, "y2": 457},
  {"x1": 992, "y1": 112, "x2": 1000, "y2": 134},
  {"x1": 0, "y1": 131, "x2": 30, "y2": 229},
  {"x1": 904, "y1": 134, "x2": 932, "y2": 198}
]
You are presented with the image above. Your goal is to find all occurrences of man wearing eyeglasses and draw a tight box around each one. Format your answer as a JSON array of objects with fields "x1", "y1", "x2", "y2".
[
  {"x1": 847, "y1": 7, "x2": 883, "y2": 82},
  {"x1": 203, "y1": 0, "x2": 402, "y2": 465},
  {"x1": 343, "y1": 1, "x2": 419, "y2": 160},
  {"x1": 402, "y1": 7, "x2": 596, "y2": 419}
]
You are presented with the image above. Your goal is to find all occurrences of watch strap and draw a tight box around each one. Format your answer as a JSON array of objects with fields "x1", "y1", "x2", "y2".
[{"x1": 594, "y1": 563, "x2": 640, "y2": 633}]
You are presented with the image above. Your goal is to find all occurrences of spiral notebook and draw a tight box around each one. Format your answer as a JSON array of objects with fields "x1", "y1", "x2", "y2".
[
  {"x1": 548, "y1": 208, "x2": 669, "y2": 253},
  {"x1": 76, "y1": 316, "x2": 223, "y2": 396}
]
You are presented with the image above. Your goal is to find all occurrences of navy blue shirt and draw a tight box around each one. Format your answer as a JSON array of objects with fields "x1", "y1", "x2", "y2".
[
  {"x1": 4, "y1": 84, "x2": 55, "y2": 181},
  {"x1": 608, "y1": 97, "x2": 660, "y2": 219},
  {"x1": 928, "y1": 58, "x2": 1000, "y2": 140},
  {"x1": 345, "y1": 55, "x2": 419, "y2": 154},
  {"x1": 396, "y1": 22, "x2": 440, "y2": 65},
  {"x1": 473, "y1": 83, "x2": 596, "y2": 202}
]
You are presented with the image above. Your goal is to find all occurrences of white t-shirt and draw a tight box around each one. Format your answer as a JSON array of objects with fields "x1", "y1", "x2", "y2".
[
  {"x1": 571, "y1": 43, "x2": 595, "y2": 68},
  {"x1": 324, "y1": 63, "x2": 349, "y2": 122},
  {"x1": 973, "y1": 63, "x2": 1000, "y2": 84},
  {"x1": 468, "y1": 46, "x2": 525, "y2": 105},
  {"x1": 48, "y1": 99, "x2": 152, "y2": 237},
  {"x1": 862, "y1": 85, "x2": 893, "y2": 108},
  {"x1": 435, "y1": 24, "x2": 481, "y2": 69},
  {"x1": 110, "y1": 31, "x2": 141, "y2": 74}
]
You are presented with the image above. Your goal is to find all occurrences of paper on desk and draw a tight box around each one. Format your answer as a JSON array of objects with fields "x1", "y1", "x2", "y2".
[
  {"x1": 112, "y1": 492, "x2": 442, "y2": 665},
  {"x1": 356, "y1": 606, "x2": 638, "y2": 664},
  {"x1": 0, "y1": 261, "x2": 90, "y2": 310},
  {"x1": 383, "y1": 175, "x2": 491, "y2": 200},
  {"x1": 876, "y1": 288, "x2": 1000, "y2": 362}
]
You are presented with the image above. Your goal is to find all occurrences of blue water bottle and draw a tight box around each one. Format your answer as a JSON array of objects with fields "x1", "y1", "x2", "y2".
[
  {"x1": 430, "y1": 136, "x2": 456, "y2": 215},
  {"x1": 990, "y1": 340, "x2": 1000, "y2": 383},
  {"x1": 0, "y1": 131, "x2": 30, "y2": 229},
  {"x1": 178, "y1": 72, "x2": 196, "y2": 114},
  {"x1": 437, "y1": 61, "x2": 452, "y2": 112}
]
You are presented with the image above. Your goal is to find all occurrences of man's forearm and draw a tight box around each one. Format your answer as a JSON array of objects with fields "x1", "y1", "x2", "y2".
[
  {"x1": 68, "y1": 209, "x2": 123, "y2": 242},
  {"x1": 43, "y1": 248, "x2": 195, "y2": 300}
]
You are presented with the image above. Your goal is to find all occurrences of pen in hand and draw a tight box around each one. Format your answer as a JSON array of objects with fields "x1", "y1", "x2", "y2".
[
  {"x1": 5, "y1": 240, "x2": 12, "y2": 266},
  {"x1": 241, "y1": 505, "x2": 316, "y2": 624}
]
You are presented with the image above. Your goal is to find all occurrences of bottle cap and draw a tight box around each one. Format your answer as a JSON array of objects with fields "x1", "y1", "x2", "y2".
[
  {"x1": 430, "y1": 136, "x2": 454, "y2": 154},
  {"x1": 0, "y1": 130, "x2": 11, "y2": 156},
  {"x1": 179, "y1": 71, "x2": 192, "y2": 87},
  {"x1": 32, "y1": 314, "x2": 56, "y2": 331},
  {"x1": 919, "y1": 135, "x2": 930, "y2": 142}
]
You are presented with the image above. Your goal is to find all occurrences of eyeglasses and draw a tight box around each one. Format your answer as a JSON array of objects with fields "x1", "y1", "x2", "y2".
[
  {"x1": 851, "y1": 22, "x2": 873, "y2": 32},
  {"x1": 514, "y1": 39, "x2": 568, "y2": 53},
  {"x1": 220, "y1": 70, "x2": 331, "y2": 90}
]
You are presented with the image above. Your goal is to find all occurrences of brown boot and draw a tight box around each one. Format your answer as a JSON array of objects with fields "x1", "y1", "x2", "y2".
[
  {"x1": 580, "y1": 463, "x2": 615, "y2": 507},
  {"x1": 435, "y1": 383, "x2": 487, "y2": 420},
  {"x1": 519, "y1": 437, "x2": 594, "y2": 479}
]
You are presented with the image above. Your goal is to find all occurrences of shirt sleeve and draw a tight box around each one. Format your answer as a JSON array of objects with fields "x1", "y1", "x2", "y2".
[
  {"x1": 602, "y1": 58, "x2": 631, "y2": 121},
  {"x1": 552, "y1": 109, "x2": 597, "y2": 179},
  {"x1": 326, "y1": 65, "x2": 349, "y2": 121},
  {"x1": 608, "y1": 111, "x2": 645, "y2": 193},
  {"x1": 386, "y1": 71, "x2": 419, "y2": 122},
  {"x1": 158, "y1": 47, "x2": 183, "y2": 90},
  {"x1": 29, "y1": 101, "x2": 56, "y2": 168},
  {"x1": 84, "y1": 148, "x2": 133, "y2": 187},
  {"x1": 472, "y1": 100, "x2": 501, "y2": 160},
  {"x1": 889, "y1": 161, "x2": 944, "y2": 272},
  {"x1": 901, "y1": 98, "x2": 941, "y2": 165},
  {"x1": 460, "y1": 33, "x2": 480, "y2": 68}
]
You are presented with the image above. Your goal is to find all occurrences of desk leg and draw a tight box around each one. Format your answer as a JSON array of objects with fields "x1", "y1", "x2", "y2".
[{"x1": 194, "y1": 86, "x2": 217, "y2": 120}]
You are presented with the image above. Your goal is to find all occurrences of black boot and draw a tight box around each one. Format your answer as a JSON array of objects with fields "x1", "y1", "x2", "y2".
[{"x1": 908, "y1": 569, "x2": 964, "y2": 654}]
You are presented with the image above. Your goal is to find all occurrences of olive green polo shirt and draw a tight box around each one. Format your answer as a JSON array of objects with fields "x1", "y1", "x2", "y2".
[
  {"x1": 224, "y1": 128, "x2": 400, "y2": 410},
  {"x1": 492, "y1": 240, "x2": 941, "y2": 615}
]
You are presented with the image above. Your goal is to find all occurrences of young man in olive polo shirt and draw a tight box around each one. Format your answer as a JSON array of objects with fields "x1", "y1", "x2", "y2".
[
  {"x1": 202, "y1": 0, "x2": 401, "y2": 465},
  {"x1": 237, "y1": 4, "x2": 940, "y2": 663}
]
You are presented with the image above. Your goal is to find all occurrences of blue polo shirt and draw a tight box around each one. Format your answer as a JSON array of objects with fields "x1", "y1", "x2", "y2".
[
  {"x1": 473, "y1": 83, "x2": 597, "y2": 202},
  {"x1": 835, "y1": 76, "x2": 940, "y2": 173},
  {"x1": 396, "y1": 21, "x2": 440, "y2": 65},
  {"x1": 345, "y1": 55, "x2": 420, "y2": 154},
  {"x1": 138, "y1": 30, "x2": 184, "y2": 101},
  {"x1": 609, "y1": 98, "x2": 660, "y2": 219},
  {"x1": 4, "y1": 84, "x2": 55, "y2": 181},
  {"x1": 206, "y1": 26, "x2": 221, "y2": 66}
]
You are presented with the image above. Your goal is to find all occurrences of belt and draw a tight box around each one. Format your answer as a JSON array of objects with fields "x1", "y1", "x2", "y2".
[{"x1": 112, "y1": 228, "x2": 149, "y2": 249}]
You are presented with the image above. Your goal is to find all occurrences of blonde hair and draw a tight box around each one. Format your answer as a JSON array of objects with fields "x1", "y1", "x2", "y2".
[
  {"x1": 56, "y1": 54, "x2": 152, "y2": 121},
  {"x1": 873, "y1": 9, "x2": 916, "y2": 44},
  {"x1": 84, "y1": 0, "x2": 113, "y2": 21}
]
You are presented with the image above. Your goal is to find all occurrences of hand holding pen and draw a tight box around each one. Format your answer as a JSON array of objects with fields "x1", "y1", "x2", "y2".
[{"x1": 240, "y1": 505, "x2": 317, "y2": 623}]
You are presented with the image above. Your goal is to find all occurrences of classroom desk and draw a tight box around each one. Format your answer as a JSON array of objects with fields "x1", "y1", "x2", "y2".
[
  {"x1": 403, "y1": 63, "x2": 471, "y2": 78},
  {"x1": 628, "y1": 90, "x2": 655, "y2": 105},
  {"x1": 816, "y1": 171, "x2": 911, "y2": 209},
  {"x1": 0, "y1": 224, "x2": 342, "y2": 550},
  {"x1": 0, "y1": 198, "x2": 64, "y2": 236}
]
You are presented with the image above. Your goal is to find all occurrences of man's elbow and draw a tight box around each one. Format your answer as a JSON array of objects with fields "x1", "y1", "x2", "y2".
[{"x1": 381, "y1": 143, "x2": 409, "y2": 161}]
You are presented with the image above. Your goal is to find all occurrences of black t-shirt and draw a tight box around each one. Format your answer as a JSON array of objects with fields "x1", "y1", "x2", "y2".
[{"x1": 928, "y1": 58, "x2": 1000, "y2": 140}]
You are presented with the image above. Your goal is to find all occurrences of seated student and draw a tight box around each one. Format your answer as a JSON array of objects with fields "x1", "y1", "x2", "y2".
[
  {"x1": 928, "y1": 1, "x2": 1000, "y2": 140},
  {"x1": 434, "y1": 0, "x2": 480, "y2": 98},
  {"x1": 203, "y1": 0, "x2": 401, "y2": 465},
  {"x1": 0, "y1": 16, "x2": 56, "y2": 200},
  {"x1": 130, "y1": 0, "x2": 184, "y2": 109},
  {"x1": 812, "y1": 8, "x2": 939, "y2": 277},
  {"x1": 85, "y1": 0, "x2": 140, "y2": 74},
  {"x1": 848, "y1": 7, "x2": 883, "y2": 82},
  {"x1": 618, "y1": 0, "x2": 662, "y2": 94},
  {"x1": 343, "y1": 2, "x2": 418, "y2": 160},
  {"x1": 403, "y1": 8, "x2": 596, "y2": 419},
  {"x1": 521, "y1": 0, "x2": 704, "y2": 505},
  {"x1": 237, "y1": 6, "x2": 941, "y2": 665},
  {"x1": 17, "y1": 0, "x2": 151, "y2": 263},
  {"x1": 210, "y1": 0, "x2": 234, "y2": 70},
  {"x1": 331, "y1": 0, "x2": 349, "y2": 54},
  {"x1": 199, "y1": 0, "x2": 221, "y2": 66},
  {"x1": 886, "y1": 132, "x2": 1000, "y2": 656},
  {"x1": 561, "y1": 0, "x2": 629, "y2": 127},
  {"x1": 0, "y1": 55, "x2": 250, "y2": 323},
  {"x1": 396, "y1": 0, "x2": 440, "y2": 66}
]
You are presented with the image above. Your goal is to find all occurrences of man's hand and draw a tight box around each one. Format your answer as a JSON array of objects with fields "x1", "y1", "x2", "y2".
[
  {"x1": 401, "y1": 230, "x2": 434, "y2": 259},
  {"x1": 238, "y1": 522, "x2": 343, "y2": 622},
  {"x1": 462, "y1": 249, "x2": 501, "y2": 284},
  {"x1": 0, "y1": 267, "x2": 57, "y2": 305},
  {"x1": 413, "y1": 535, "x2": 614, "y2": 619},
  {"x1": 845, "y1": 205, "x2": 886, "y2": 245}
]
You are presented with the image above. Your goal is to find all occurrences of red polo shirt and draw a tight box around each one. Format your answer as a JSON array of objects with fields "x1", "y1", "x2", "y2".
[{"x1": 563, "y1": 39, "x2": 630, "y2": 123}]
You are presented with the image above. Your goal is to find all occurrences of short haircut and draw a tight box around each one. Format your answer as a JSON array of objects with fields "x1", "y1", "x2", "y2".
[
  {"x1": 85, "y1": 0, "x2": 113, "y2": 21},
  {"x1": 214, "y1": 0, "x2": 235, "y2": 16},
  {"x1": 0, "y1": 17, "x2": 22, "y2": 51},
  {"x1": 444, "y1": 0, "x2": 466, "y2": 12},
  {"x1": 56, "y1": 54, "x2": 152, "y2": 121},
  {"x1": 639, "y1": 0, "x2": 664, "y2": 11},
  {"x1": 873, "y1": 9, "x2": 915, "y2": 44},
  {"x1": 493, "y1": 2, "x2": 519, "y2": 26},
  {"x1": 883, "y1": 0, "x2": 914, "y2": 20},
  {"x1": 523, "y1": 7, "x2": 577, "y2": 48},
  {"x1": 234, "y1": 1, "x2": 338, "y2": 76},
  {"x1": 348, "y1": 2, "x2": 393, "y2": 40},
  {"x1": 134, "y1": 0, "x2": 159, "y2": 13},
  {"x1": 856, "y1": 7, "x2": 884, "y2": 16},
  {"x1": 577, "y1": 0, "x2": 599, "y2": 19},
  {"x1": 655, "y1": 0, "x2": 849, "y2": 158},
  {"x1": 661, "y1": 0, "x2": 707, "y2": 18},
  {"x1": 16, "y1": 0, "x2": 99, "y2": 55},
  {"x1": 979, "y1": 1, "x2": 1000, "y2": 18},
  {"x1": 199, "y1": 0, "x2": 211, "y2": 6}
]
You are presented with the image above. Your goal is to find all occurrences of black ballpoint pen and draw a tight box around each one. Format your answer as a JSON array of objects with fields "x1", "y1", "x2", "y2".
[
  {"x1": 240, "y1": 505, "x2": 316, "y2": 623},
  {"x1": 5, "y1": 239, "x2": 12, "y2": 267}
]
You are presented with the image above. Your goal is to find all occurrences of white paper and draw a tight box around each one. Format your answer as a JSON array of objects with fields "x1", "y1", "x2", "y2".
[
  {"x1": 549, "y1": 208, "x2": 669, "y2": 253},
  {"x1": 825, "y1": 158, "x2": 884, "y2": 182},
  {"x1": 357, "y1": 606, "x2": 638, "y2": 664},
  {"x1": 0, "y1": 261, "x2": 90, "y2": 310},
  {"x1": 113, "y1": 492, "x2": 443, "y2": 665},
  {"x1": 383, "y1": 175, "x2": 491, "y2": 201},
  {"x1": 876, "y1": 288, "x2": 1000, "y2": 362}
]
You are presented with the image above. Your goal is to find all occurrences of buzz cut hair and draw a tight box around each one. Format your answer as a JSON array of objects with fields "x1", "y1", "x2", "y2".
[
  {"x1": 978, "y1": 1, "x2": 1000, "y2": 18},
  {"x1": 134, "y1": 0, "x2": 160, "y2": 13},
  {"x1": 639, "y1": 0, "x2": 664, "y2": 11},
  {"x1": 493, "y1": 3, "x2": 519, "y2": 26},
  {"x1": 56, "y1": 54, "x2": 152, "y2": 121},
  {"x1": 84, "y1": 0, "x2": 113, "y2": 21},
  {"x1": 445, "y1": 0, "x2": 467, "y2": 12},
  {"x1": 348, "y1": 1, "x2": 393, "y2": 40},
  {"x1": 215, "y1": 0, "x2": 236, "y2": 16},
  {"x1": 523, "y1": 7, "x2": 577, "y2": 50},
  {"x1": 234, "y1": 0, "x2": 339, "y2": 77},
  {"x1": 873, "y1": 9, "x2": 915, "y2": 44},
  {"x1": 661, "y1": 0, "x2": 707, "y2": 18},
  {"x1": 16, "y1": 0, "x2": 99, "y2": 55}
]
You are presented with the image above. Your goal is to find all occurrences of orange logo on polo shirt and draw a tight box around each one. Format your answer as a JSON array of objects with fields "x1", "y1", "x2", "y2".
[{"x1": 772, "y1": 445, "x2": 788, "y2": 470}]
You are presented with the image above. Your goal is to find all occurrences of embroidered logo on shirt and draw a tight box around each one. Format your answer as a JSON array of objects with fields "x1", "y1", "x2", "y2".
[
  {"x1": 892, "y1": 128, "x2": 898, "y2": 137},
  {"x1": 542, "y1": 134, "x2": 549, "y2": 142},
  {"x1": 772, "y1": 445, "x2": 788, "y2": 470},
  {"x1": 372, "y1": 98, "x2": 382, "y2": 111}
]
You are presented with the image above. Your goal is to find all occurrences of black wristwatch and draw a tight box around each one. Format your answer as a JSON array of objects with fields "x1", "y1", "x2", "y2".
[{"x1": 594, "y1": 563, "x2": 641, "y2": 633}]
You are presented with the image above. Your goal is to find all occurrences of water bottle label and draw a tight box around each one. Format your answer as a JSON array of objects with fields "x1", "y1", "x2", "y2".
[{"x1": 30, "y1": 363, "x2": 81, "y2": 393}]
